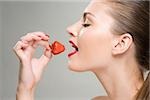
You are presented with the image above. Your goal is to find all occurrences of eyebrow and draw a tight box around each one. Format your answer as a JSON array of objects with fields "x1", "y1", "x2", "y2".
[{"x1": 83, "y1": 12, "x2": 96, "y2": 22}]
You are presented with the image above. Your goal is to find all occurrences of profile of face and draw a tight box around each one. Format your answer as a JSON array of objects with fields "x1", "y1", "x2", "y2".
[{"x1": 67, "y1": 0, "x2": 117, "y2": 72}]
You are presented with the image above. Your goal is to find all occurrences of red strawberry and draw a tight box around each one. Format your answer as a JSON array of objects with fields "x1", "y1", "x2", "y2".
[{"x1": 50, "y1": 41, "x2": 65, "y2": 55}]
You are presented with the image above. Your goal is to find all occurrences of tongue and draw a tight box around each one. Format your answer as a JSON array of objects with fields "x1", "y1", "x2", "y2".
[{"x1": 68, "y1": 50, "x2": 77, "y2": 57}]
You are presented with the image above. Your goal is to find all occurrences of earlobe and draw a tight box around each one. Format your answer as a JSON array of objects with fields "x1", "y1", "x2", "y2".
[{"x1": 112, "y1": 33, "x2": 133, "y2": 55}]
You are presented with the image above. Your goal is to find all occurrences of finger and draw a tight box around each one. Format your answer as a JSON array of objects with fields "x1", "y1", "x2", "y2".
[
  {"x1": 32, "y1": 40, "x2": 51, "y2": 50},
  {"x1": 13, "y1": 41, "x2": 28, "y2": 52},
  {"x1": 21, "y1": 33, "x2": 43, "y2": 46},
  {"x1": 30, "y1": 40, "x2": 51, "y2": 57},
  {"x1": 44, "y1": 48, "x2": 52, "y2": 59},
  {"x1": 32, "y1": 32, "x2": 50, "y2": 40},
  {"x1": 39, "y1": 49, "x2": 52, "y2": 67},
  {"x1": 13, "y1": 41, "x2": 28, "y2": 58},
  {"x1": 21, "y1": 33, "x2": 42, "y2": 43}
]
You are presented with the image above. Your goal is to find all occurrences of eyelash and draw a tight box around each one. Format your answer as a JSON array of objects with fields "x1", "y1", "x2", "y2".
[{"x1": 82, "y1": 23, "x2": 91, "y2": 27}]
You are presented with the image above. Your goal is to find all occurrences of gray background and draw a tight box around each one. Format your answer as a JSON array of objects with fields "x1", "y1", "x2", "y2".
[
  {"x1": 0, "y1": 1, "x2": 106, "y2": 100},
  {"x1": 0, "y1": 2, "x2": 2, "y2": 100}
]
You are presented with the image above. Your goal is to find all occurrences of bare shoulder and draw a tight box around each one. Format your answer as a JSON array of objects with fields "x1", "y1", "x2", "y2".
[{"x1": 92, "y1": 96, "x2": 109, "y2": 100}]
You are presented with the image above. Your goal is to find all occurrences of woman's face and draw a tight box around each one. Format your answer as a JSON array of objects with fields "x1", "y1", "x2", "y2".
[{"x1": 67, "y1": 1, "x2": 115, "y2": 72}]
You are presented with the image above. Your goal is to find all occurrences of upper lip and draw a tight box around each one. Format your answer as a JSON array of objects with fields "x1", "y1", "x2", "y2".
[{"x1": 69, "y1": 40, "x2": 78, "y2": 51}]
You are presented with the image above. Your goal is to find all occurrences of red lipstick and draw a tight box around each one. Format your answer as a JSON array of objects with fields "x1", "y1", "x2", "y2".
[{"x1": 68, "y1": 40, "x2": 78, "y2": 57}]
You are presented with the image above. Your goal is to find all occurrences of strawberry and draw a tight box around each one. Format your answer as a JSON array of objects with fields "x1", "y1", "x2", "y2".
[{"x1": 50, "y1": 41, "x2": 65, "y2": 55}]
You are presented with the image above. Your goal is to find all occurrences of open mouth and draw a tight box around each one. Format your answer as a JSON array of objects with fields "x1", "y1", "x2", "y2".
[{"x1": 68, "y1": 40, "x2": 78, "y2": 57}]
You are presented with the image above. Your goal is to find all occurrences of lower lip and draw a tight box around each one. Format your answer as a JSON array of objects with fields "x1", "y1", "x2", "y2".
[{"x1": 68, "y1": 50, "x2": 78, "y2": 57}]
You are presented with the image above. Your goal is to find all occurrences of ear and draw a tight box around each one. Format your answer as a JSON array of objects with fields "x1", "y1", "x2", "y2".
[{"x1": 112, "y1": 33, "x2": 133, "y2": 55}]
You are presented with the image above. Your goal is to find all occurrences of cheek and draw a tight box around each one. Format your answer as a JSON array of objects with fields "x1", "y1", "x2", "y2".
[{"x1": 78, "y1": 28, "x2": 111, "y2": 69}]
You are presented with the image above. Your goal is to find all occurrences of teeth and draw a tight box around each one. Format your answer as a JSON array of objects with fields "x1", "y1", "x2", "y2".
[
  {"x1": 75, "y1": 47, "x2": 78, "y2": 51},
  {"x1": 72, "y1": 45, "x2": 78, "y2": 51},
  {"x1": 69, "y1": 41, "x2": 78, "y2": 51}
]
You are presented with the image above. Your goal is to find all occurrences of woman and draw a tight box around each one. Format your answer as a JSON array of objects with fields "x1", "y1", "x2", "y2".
[{"x1": 13, "y1": 0, "x2": 149, "y2": 100}]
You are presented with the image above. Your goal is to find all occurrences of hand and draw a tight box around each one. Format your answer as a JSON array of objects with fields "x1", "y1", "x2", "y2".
[{"x1": 13, "y1": 32, "x2": 52, "y2": 90}]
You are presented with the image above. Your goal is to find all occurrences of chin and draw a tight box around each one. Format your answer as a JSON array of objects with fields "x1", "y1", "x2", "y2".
[
  {"x1": 68, "y1": 62, "x2": 90, "y2": 72},
  {"x1": 68, "y1": 65, "x2": 83, "y2": 72}
]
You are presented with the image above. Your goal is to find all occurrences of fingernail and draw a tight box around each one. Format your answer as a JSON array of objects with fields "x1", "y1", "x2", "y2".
[
  {"x1": 49, "y1": 44, "x2": 52, "y2": 49},
  {"x1": 45, "y1": 34, "x2": 50, "y2": 38}
]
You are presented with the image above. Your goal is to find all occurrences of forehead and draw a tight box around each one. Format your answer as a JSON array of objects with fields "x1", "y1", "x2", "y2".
[
  {"x1": 84, "y1": 1, "x2": 113, "y2": 21},
  {"x1": 84, "y1": 1, "x2": 110, "y2": 16},
  {"x1": 83, "y1": 0, "x2": 115, "y2": 33}
]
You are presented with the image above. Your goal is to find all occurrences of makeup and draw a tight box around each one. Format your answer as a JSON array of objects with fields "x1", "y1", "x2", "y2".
[{"x1": 68, "y1": 40, "x2": 78, "y2": 57}]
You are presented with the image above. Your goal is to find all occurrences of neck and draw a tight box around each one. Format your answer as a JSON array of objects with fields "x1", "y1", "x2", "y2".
[{"x1": 92, "y1": 61, "x2": 144, "y2": 100}]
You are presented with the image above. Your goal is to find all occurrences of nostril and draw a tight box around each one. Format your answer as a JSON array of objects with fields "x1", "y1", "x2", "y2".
[
  {"x1": 69, "y1": 40, "x2": 74, "y2": 45},
  {"x1": 69, "y1": 40, "x2": 72, "y2": 44},
  {"x1": 69, "y1": 32, "x2": 75, "y2": 37}
]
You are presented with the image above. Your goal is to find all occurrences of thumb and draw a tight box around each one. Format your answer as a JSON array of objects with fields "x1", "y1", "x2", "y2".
[{"x1": 39, "y1": 48, "x2": 52, "y2": 68}]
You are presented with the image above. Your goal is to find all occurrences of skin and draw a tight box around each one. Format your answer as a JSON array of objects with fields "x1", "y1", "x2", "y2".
[
  {"x1": 13, "y1": 0, "x2": 144, "y2": 100},
  {"x1": 67, "y1": 0, "x2": 144, "y2": 100},
  {"x1": 14, "y1": 32, "x2": 52, "y2": 100}
]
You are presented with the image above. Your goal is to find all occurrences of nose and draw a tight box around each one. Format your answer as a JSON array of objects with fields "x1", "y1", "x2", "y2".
[{"x1": 66, "y1": 21, "x2": 82, "y2": 37}]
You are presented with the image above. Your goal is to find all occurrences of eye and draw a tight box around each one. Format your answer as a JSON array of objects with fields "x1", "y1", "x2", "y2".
[{"x1": 82, "y1": 23, "x2": 91, "y2": 27}]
